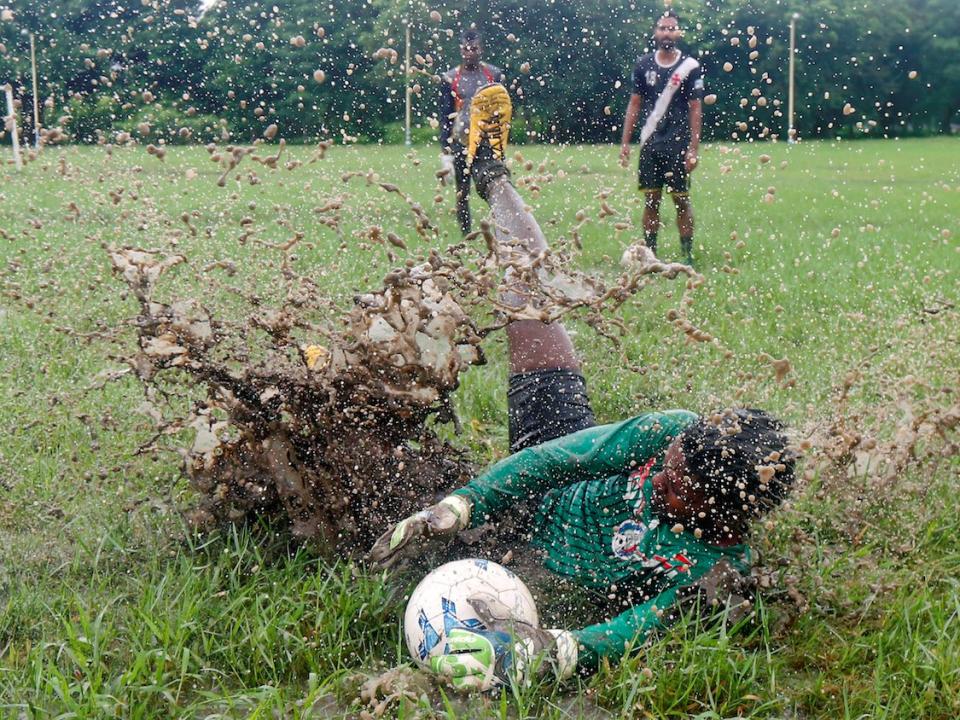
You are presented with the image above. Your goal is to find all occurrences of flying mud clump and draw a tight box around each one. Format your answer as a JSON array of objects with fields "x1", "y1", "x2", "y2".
[
  {"x1": 106, "y1": 246, "x2": 486, "y2": 552},
  {"x1": 104, "y1": 228, "x2": 693, "y2": 554}
]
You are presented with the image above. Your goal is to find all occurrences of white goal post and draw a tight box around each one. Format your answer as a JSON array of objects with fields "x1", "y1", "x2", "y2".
[{"x1": 3, "y1": 83, "x2": 22, "y2": 170}]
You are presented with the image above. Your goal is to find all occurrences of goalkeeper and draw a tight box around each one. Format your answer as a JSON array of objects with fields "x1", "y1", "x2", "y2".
[{"x1": 370, "y1": 84, "x2": 796, "y2": 689}]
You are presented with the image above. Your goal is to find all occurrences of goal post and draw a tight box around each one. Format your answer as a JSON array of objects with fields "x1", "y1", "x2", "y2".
[{"x1": 3, "y1": 83, "x2": 23, "y2": 170}]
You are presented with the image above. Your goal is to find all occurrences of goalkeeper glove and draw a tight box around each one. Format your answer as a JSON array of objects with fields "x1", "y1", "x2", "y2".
[
  {"x1": 430, "y1": 594, "x2": 578, "y2": 691},
  {"x1": 367, "y1": 495, "x2": 471, "y2": 568}
]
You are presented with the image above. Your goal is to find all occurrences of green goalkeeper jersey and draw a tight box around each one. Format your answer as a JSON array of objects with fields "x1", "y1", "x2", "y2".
[{"x1": 452, "y1": 410, "x2": 751, "y2": 671}]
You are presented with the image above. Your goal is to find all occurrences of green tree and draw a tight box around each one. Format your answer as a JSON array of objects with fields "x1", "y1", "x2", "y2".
[
  {"x1": 198, "y1": 0, "x2": 382, "y2": 142},
  {"x1": 3, "y1": 0, "x2": 957, "y2": 143}
]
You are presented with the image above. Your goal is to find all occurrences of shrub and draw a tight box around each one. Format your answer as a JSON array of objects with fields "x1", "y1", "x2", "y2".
[{"x1": 116, "y1": 104, "x2": 226, "y2": 145}]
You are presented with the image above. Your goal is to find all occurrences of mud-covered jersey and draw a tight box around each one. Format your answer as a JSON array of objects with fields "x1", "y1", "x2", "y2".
[
  {"x1": 631, "y1": 52, "x2": 704, "y2": 153},
  {"x1": 439, "y1": 63, "x2": 505, "y2": 148},
  {"x1": 452, "y1": 410, "x2": 750, "y2": 672}
]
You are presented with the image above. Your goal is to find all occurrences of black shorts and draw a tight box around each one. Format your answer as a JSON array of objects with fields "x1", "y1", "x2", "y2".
[
  {"x1": 638, "y1": 144, "x2": 690, "y2": 194},
  {"x1": 507, "y1": 369, "x2": 596, "y2": 453}
]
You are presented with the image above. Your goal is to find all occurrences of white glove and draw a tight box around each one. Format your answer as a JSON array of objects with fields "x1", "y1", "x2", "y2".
[
  {"x1": 367, "y1": 495, "x2": 471, "y2": 568},
  {"x1": 438, "y1": 152, "x2": 455, "y2": 186}
]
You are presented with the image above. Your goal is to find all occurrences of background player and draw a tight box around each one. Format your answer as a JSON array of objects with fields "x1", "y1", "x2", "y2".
[
  {"x1": 619, "y1": 10, "x2": 704, "y2": 265},
  {"x1": 439, "y1": 29, "x2": 505, "y2": 236}
]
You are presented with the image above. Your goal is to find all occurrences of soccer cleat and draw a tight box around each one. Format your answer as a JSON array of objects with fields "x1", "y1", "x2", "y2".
[{"x1": 466, "y1": 83, "x2": 512, "y2": 166}]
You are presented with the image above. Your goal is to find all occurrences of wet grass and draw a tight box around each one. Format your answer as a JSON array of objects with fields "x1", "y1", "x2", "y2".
[{"x1": 1, "y1": 137, "x2": 958, "y2": 718}]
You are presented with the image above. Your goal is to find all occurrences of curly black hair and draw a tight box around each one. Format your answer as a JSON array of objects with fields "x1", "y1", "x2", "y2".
[{"x1": 679, "y1": 408, "x2": 796, "y2": 541}]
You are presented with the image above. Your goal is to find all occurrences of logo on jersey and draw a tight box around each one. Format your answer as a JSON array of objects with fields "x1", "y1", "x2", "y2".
[
  {"x1": 693, "y1": 78, "x2": 704, "y2": 90},
  {"x1": 628, "y1": 457, "x2": 657, "y2": 488},
  {"x1": 646, "y1": 70, "x2": 659, "y2": 87},
  {"x1": 612, "y1": 519, "x2": 650, "y2": 561},
  {"x1": 650, "y1": 552, "x2": 695, "y2": 577},
  {"x1": 623, "y1": 457, "x2": 656, "y2": 513},
  {"x1": 670, "y1": 72, "x2": 682, "y2": 87}
]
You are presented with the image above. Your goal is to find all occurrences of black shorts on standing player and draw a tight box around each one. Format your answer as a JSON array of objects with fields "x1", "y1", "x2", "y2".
[{"x1": 638, "y1": 144, "x2": 690, "y2": 195}]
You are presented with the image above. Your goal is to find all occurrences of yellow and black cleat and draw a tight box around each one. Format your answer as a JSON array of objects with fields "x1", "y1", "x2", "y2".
[{"x1": 466, "y1": 83, "x2": 512, "y2": 166}]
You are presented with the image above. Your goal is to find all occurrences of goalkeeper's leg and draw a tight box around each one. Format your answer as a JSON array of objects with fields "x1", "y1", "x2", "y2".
[{"x1": 467, "y1": 84, "x2": 595, "y2": 452}]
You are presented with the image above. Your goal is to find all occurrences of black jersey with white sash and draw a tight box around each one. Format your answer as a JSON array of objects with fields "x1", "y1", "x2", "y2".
[{"x1": 631, "y1": 52, "x2": 704, "y2": 154}]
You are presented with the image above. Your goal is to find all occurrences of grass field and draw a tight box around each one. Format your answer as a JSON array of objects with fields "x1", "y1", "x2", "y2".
[{"x1": 1, "y1": 136, "x2": 958, "y2": 718}]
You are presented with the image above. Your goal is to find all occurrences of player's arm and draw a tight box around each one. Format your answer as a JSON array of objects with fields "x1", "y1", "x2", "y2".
[
  {"x1": 453, "y1": 410, "x2": 696, "y2": 527},
  {"x1": 619, "y1": 94, "x2": 642, "y2": 167},
  {"x1": 572, "y1": 557, "x2": 753, "y2": 672},
  {"x1": 438, "y1": 80, "x2": 455, "y2": 152},
  {"x1": 685, "y1": 64, "x2": 705, "y2": 173},
  {"x1": 436, "y1": 79, "x2": 456, "y2": 184},
  {"x1": 370, "y1": 411, "x2": 694, "y2": 567},
  {"x1": 434, "y1": 586, "x2": 684, "y2": 686},
  {"x1": 686, "y1": 98, "x2": 702, "y2": 172},
  {"x1": 572, "y1": 584, "x2": 682, "y2": 671}
]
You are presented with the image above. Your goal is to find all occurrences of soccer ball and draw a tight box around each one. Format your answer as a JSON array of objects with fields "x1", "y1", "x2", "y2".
[{"x1": 403, "y1": 558, "x2": 539, "y2": 669}]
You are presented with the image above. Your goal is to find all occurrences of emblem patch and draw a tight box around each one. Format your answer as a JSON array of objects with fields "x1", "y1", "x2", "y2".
[
  {"x1": 612, "y1": 519, "x2": 649, "y2": 561},
  {"x1": 646, "y1": 70, "x2": 659, "y2": 86}
]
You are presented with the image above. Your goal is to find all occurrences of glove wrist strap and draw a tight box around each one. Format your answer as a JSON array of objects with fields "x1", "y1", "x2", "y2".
[
  {"x1": 438, "y1": 494, "x2": 472, "y2": 530},
  {"x1": 546, "y1": 629, "x2": 579, "y2": 680}
]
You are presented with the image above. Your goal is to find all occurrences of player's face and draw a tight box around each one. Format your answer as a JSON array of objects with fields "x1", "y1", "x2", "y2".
[
  {"x1": 460, "y1": 40, "x2": 482, "y2": 66},
  {"x1": 653, "y1": 17, "x2": 682, "y2": 50},
  {"x1": 650, "y1": 440, "x2": 706, "y2": 525}
]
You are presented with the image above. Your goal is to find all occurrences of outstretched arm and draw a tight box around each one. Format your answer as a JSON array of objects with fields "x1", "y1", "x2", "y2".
[
  {"x1": 453, "y1": 411, "x2": 695, "y2": 526},
  {"x1": 572, "y1": 557, "x2": 753, "y2": 672},
  {"x1": 573, "y1": 585, "x2": 681, "y2": 672}
]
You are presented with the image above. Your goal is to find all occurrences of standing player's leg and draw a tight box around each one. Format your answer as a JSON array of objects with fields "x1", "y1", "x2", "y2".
[
  {"x1": 452, "y1": 142, "x2": 472, "y2": 236},
  {"x1": 672, "y1": 192, "x2": 694, "y2": 265},
  {"x1": 467, "y1": 84, "x2": 595, "y2": 452},
  {"x1": 642, "y1": 190, "x2": 663, "y2": 254},
  {"x1": 666, "y1": 148, "x2": 694, "y2": 265},
  {"x1": 638, "y1": 144, "x2": 664, "y2": 254}
]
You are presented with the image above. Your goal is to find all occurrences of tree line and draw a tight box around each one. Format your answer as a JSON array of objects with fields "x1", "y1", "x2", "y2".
[{"x1": 1, "y1": 0, "x2": 958, "y2": 147}]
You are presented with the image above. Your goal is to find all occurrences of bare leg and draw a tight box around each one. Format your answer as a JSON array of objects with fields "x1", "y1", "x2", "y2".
[
  {"x1": 672, "y1": 193, "x2": 694, "y2": 237},
  {"x1": 672, "y1": 193, "x2": 694, "y2": 262},
  {"x1": 484, "y1": 176, "x2": 580, "y2": 375},
  {"x1": 466, "y1": 83, "x2": 594, "y2": 453},
  {"x1": 456, "y1": 187, "x2": 472, "y2": 236},
  {"x1": 642, "y1": 190, "x2": 662, "y2": 235}
]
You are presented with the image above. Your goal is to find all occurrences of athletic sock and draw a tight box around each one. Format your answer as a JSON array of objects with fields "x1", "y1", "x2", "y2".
[
  {"x1": 680, "y1": 234, "x2": 693, "y2": 263},
  {"x1": 470, "y1": 143, "x2": 512, "y2": 201},
  {"x1": 644, "y1": 231, "x2": 658, "y2": 253}
]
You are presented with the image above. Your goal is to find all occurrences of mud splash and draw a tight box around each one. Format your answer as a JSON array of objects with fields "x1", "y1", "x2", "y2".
[
  {"x1": 104, "y1": 222, "x2": 695, "y2": 553},
  {"x1": 752, "y1": 303, "x2": 958, "y2": 622}
]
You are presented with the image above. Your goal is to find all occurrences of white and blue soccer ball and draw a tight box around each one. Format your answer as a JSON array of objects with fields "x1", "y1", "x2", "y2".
[{"x1": 403, "y1": 558, "x2": 539, "y2": 669}]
